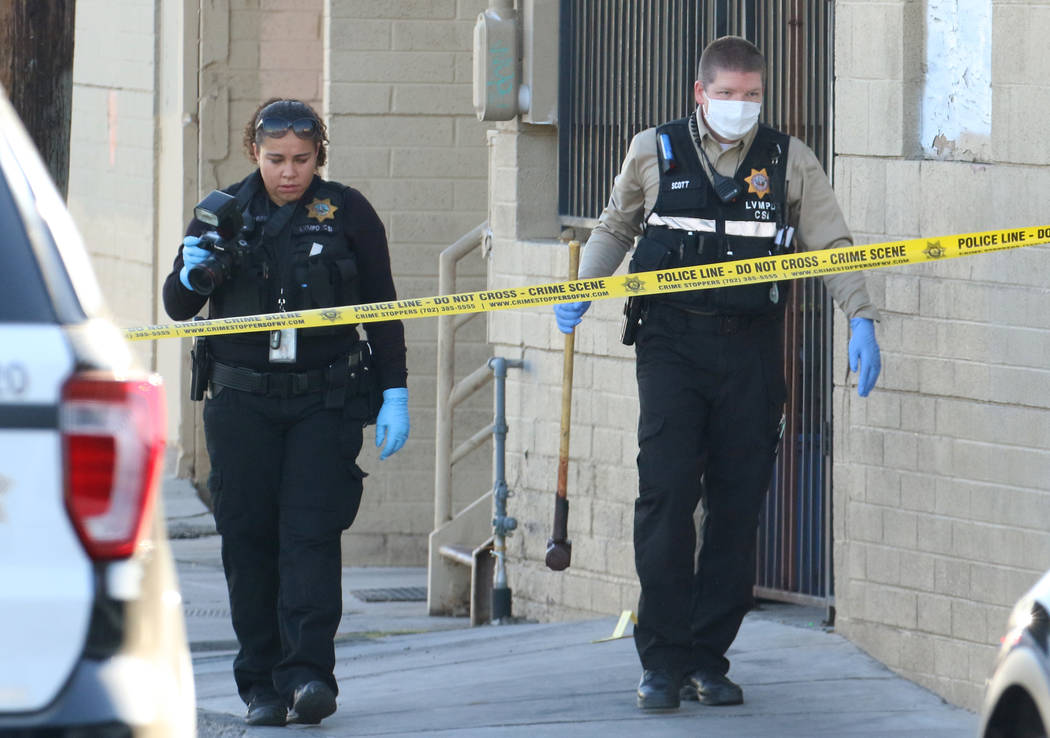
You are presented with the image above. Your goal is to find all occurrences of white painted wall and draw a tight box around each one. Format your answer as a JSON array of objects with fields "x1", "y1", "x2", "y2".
[{"x1": 922, "y1": 0, "x2": 991, "y2": 158}]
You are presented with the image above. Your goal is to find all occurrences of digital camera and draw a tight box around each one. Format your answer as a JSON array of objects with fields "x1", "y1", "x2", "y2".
[{"x1": 186, "y1": 190, "x2": 249, "y2": 296}]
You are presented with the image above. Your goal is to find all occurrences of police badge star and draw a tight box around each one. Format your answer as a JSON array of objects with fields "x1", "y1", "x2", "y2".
[
  {"x1": 306, "y1": 197, "x2": 338, "y2": 223},
  {"x1": 622, "y1": 275, "x2": 645, "y2": 293},
  {"x1": 744, "y1": 168, "x2": 770, "y2": 199},
  {"x1": 923, "y1": 240, "x2": 945, "y2": 259}
]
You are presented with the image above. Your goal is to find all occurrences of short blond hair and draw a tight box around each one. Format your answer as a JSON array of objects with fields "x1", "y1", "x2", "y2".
[{"x1": 697, "y1": 36, "x2": 766, "y2": 85}]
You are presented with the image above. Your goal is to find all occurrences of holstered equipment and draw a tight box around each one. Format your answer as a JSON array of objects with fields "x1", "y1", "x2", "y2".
[
  {"x1": 189, "y1": 334, "x2": 211, "y2": 402},
  {"x1": 333, "y1": 342, "x2": 381, "y2": 423},
  {"x1": 620, "y1": 295, "x2": 647, "y2": 346}
]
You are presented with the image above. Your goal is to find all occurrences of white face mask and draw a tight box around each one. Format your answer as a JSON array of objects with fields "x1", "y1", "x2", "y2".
[{"x1": 702, "y1": 98, "x2": 761, "y2": 141}]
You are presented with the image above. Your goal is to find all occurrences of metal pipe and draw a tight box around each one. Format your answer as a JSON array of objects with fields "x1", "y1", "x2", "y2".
[{"x1": 489, "y1": 356, "x2": 523, "y2": 621}]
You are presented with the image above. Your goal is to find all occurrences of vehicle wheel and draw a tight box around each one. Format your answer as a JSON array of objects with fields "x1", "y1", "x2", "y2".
[{"x1": 985, "y1": 689, "x2": 1048, "y2": 738}]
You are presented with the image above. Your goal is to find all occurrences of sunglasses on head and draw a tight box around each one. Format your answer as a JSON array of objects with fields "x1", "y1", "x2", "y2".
[{"x1": 255, "y1": 116, "x2": 319, "y2": 139}]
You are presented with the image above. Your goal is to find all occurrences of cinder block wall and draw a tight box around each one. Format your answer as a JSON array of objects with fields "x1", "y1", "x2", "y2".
[
  {"x1": 68, "y1": 0, "x2": 159, "y2": 362},
  {"x1": 326, "y1": 0, "x2": 494, "y2": 565},
  {"x1": 200, "y1": 1, "x2": 324, "y2": 192},
  {"x1": 486, "y1": 123, "x2": 642, "y2": 621},
  {"x1": 833, "y1": 0, "x2": 1050, "y2": 711},
  {"x1": 68, "y1": 0, "x2": 193, "y2": 446}
]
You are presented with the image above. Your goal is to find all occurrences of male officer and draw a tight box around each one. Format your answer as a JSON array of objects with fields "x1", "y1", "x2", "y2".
[{"x1": 553, "y1": 37, "x2": 881, "y2": 710}]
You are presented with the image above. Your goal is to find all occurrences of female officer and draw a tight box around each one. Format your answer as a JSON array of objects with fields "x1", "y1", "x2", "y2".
[{"x1": 162, "y1": 98, "x2": 410, "y2": 727}]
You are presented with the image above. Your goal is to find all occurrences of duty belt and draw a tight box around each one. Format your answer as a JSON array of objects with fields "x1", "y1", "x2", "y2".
[
  {"x1": 209, "y1": 342, "x2": 372, "y2": 399},
  {"x1": 657, "y1": 302, "x2": 780, "y2": 335},
  {"x1": 210, "y1": 361, "x2": 327, "y2": 397}
]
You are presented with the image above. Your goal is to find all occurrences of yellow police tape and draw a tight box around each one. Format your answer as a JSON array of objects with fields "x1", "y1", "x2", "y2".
[{"x1": 125, "y1": 224, "x2": 1050, "y2": 341}]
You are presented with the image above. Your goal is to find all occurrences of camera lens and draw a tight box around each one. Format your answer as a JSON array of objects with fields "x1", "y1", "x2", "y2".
[{"x1": 187, "y1": 256, "x2": 223, "y2": 296}]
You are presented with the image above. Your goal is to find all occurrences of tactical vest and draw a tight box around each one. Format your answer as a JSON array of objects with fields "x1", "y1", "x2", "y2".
[
  {"x1": 629, "y1": 117, "x2": 791, "y2": 315},
  {"x1": 209, "y1": 172, "x2": 362, "y2": 346}
]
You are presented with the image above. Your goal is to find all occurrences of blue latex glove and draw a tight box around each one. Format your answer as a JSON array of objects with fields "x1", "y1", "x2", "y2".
[
  {"x1": 375, "y1": 387, "x2": 410, "y2": 460},
  {"x1": 553, "y1": 301, "x2": 591, "y2": 334},
  {"x1": 848, "y1": 317, "x2": 881, "y2": 397},
  {"x1": 178, "y1": 236, "x2": 211, "y2": 291}
]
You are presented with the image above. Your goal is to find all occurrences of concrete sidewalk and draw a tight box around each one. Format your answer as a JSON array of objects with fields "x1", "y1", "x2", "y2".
[{"x1": 163, "y1": 475, "x2": 978, "y2": 737}]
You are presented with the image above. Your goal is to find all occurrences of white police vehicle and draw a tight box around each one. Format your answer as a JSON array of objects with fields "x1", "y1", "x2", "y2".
[
  {"x1": 0, "y1": 90, "x2": 195, "y2": 735},
  {"x1": 980, "y1": 570, "x2": 1050, "y2": 738}
]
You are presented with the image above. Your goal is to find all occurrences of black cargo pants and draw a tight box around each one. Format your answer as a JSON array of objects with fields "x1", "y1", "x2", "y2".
[
  {"x1": 203, "y1": 383, "x2": 366, "y2": 705},
  {"x1": 633, "y1": 301, "x2": 786, "y2": 679}
]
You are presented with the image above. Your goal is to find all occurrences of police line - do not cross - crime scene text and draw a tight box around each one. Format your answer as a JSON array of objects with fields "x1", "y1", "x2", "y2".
[{"x1": 126, "y1": 225, "x2": 1050, "y2": 341}]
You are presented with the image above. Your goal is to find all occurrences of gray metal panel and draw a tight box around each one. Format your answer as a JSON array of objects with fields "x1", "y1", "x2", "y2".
[{"x1": 558, "y1": 1, "x2": 711, "y2": 223}]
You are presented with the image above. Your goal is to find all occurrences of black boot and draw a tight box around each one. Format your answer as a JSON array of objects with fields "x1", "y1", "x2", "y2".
[
  {"x1": 245, "y1": 691, "x2": 287, "y2": 727},
  {"x1": 679, "y1": 669, "x2": 743, "y2": 705},
  {"x1": 288, "y1": 680, "x2": 337, "y2": 725},
  {"x1": 636, "y1": 669, "x2": 680, "y2": 711}
]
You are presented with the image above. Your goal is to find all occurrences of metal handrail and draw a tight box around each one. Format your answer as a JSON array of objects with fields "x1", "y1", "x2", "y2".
[
  {"x1": 434, "y1": 222, "x2": 491, "y2": 528},
  {"x1": 451, "y1": 423, "x2": 495, "y2": 467}
]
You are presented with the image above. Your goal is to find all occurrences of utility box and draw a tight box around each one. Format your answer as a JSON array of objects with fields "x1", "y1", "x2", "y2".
[
  {"x1": 472, "y1": 6, "x2": 521, "y2": 121},
  {"x1": 521, "y1": 0, "x2": 558, "y2": 124}
]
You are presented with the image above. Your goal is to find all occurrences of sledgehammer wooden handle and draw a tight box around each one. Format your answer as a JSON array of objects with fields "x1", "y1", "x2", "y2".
[{"x1": 546, "y1": 240, "x2": 579, "y2": 571}]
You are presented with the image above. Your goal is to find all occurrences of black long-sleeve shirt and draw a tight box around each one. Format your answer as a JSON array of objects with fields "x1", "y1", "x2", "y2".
[{"x1": 162, "y1": 174, "x2": 408, "y2": 390}]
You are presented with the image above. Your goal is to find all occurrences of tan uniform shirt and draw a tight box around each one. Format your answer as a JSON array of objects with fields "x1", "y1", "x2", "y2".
[{"x1": 579, "y1": 110, "x2": 880, "y2": 321}]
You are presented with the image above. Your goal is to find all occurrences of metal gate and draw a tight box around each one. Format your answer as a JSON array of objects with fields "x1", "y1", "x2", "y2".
[{"x1": 558, "y1": 1, "x2": 836, "y2": 610}]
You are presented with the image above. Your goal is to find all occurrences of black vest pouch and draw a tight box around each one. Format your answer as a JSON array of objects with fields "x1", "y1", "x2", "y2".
[
  {"x1": 291, "y1": 241, "x2": 337, "y2": 309},
  {"x1": 631, "y1": 228, "x2": 706, "y2": 271},
  {"x1": 630, "y1": 234, "x2": 673, "y2": 273},
  {"x1": 310, "y1": 259, "x2": 335, "y2": 306},
  {"x1": 709, "y1": 239, "x2": 784, "y2": 314},
  {"x1": 331, "y1": 256, "x2": 360, "y2": 305},
  {"x1": 290, "y1": 233, "x2": 358, "y2": 307},
  {"x1": 292, "y1": 243, "x2": 361, "y2": 338},
  {"x1": 631, "y1": 228, "x2": 723, "y2": 311}
]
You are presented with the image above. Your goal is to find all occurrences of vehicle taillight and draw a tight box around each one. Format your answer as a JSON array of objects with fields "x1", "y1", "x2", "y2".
[{"x1": 61, "y1": 372, "x2": 166, "y2": 560}]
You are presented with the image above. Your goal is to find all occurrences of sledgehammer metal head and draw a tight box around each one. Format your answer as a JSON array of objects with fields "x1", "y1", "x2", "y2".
[
  {"x1": 545, "y1": 537, "x2": 572, "y2": 571},
  {"x1": 545, "y1": 496, "x2": 571, "y2": 570}
]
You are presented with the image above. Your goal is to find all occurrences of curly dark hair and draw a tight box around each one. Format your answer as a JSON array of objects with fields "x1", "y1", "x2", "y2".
[{"x1": 242, "y1": 98, "x2": 329, "y2": 167}]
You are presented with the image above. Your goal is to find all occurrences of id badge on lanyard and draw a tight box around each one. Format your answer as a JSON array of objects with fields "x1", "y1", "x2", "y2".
[
  {"x1": 269, "y1": 286, "x2": 297, "y2": 363},
  {"x1": 269, "y1": 328, "x2": 297, "y2": 363}
]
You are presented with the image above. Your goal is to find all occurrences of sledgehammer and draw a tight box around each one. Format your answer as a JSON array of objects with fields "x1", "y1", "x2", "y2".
[{"x1": 545, "y1": 240, "x2": 580, "y2": 571}]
